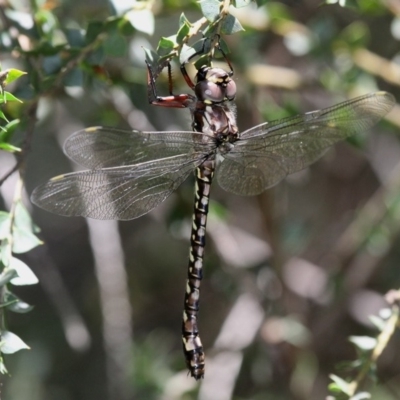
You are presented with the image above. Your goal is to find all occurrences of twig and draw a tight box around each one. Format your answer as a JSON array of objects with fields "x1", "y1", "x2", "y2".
[{"x1": 347, "y1": 290, "x2": 400, "y2": 397}]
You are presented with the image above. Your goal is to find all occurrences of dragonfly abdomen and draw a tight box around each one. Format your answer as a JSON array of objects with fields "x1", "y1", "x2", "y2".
[{"x1": 182, "y1": 160, "x2": 215, "y2": 379}]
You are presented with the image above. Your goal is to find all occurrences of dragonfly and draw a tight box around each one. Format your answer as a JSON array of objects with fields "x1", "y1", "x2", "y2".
[{"x1": 31, "y1": 45, "x2": 395, "y2": 379}]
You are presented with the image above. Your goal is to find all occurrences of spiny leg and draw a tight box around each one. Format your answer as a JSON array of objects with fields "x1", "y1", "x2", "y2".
[
  {"x1": 145, "y1": 60, "x2": 193, "y2": 108},
  {"x1": 182, "y1": 161, "x2": 214, "y2": 380}
]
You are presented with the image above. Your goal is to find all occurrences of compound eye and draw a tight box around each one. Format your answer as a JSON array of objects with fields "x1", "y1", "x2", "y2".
[
  {"x1": 195, "y1": 80, "x2": 225, "y2": 102},
  {"x1": 225, "y1": 80, "x2": 236, "y2": 101}
]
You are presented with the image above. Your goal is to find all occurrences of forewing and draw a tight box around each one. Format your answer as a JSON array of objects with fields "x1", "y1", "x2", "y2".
[
  {"x1": 31, "y1": 155, "x2": 205, "y2": 220},
  {"x1": 217, "y1": 155, "x2": 288, "y2": 196},
  {"x1": 218, "y1": 92, "x2": 395, "y2": 195},
  {"x1": 64, "y1": 126, "x2": 214, "y2": 169}
]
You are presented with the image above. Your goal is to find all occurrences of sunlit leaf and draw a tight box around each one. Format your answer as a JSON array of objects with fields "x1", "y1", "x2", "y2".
[
  {"x1": 12, "y1": 228, "x2": 42, "y2": 253},
  {"x1": 221, "y1": 14, "x2": 244, "y2": 34},
  {"x1": 9, "y1": 257, "x2": 39, "y2": 286},
  {"x1": 0, "y1": 142, "x2": 21, "y2": 153},
  {"x1": 12, "y1": 203, "x2": 43, "y2": 253},
  {"x1": 0, "y1": 110, "x2": 8, "y2": 122},
  {"x1": 329, "y1": 374, "x2": 352, "y2": 395},
  {"x1": 0, "y1": 331, "x2": 30, "y2": 354},
  {"x1": 109, "y1": 0, "x2": 131, "y2": 15},
  {"x1": 14, "y1": 202, "x2": 33, "y2": 231},
  {"x1": 3, "y1": 69, "x2": 26, "y2": 85},
  {"x1": 199, "y1": 0, "x2": 220, "y2": 22},
  {"x1": 4, "y1": 9, "x2": 34, "y2": 30},
  {"x1": 125, "y1": 9, "x2": 155, "y2": 35},
  {"x1": 349, "y1": 336, "x2": 377, "y2": 351},
  {"x1": 35, "y1": 9, "x2": 58, "y2": 34},
  {"x1": 369, "y1": 315, "x2": 385, "y2": 331},
  {"x1": 2, "y1": 91, "x2": 22, "y2": 103},
  {"x1": 0, "y1": 212, "x2": 11, "y2": 240}
]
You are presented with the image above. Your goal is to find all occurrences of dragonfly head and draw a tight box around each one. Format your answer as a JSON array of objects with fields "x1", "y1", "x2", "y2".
[{"x1": 195, "y1": 66, "x2": 236, "y2": 104}]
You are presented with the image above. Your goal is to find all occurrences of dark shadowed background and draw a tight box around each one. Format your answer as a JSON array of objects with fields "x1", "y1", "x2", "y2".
[{"x1": 1, "y1": 0, "x2": 400, "y2": 399}]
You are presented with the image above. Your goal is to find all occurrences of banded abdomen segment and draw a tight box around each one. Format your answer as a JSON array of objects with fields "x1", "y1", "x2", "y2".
[{"x1": 182, "y1": 159, "x2": 215, "y2": 380}]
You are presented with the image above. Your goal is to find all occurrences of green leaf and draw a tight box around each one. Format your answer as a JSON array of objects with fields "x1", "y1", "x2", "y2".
[
  {"x1": 233, "y1": 0, "x2": 253, "y2": 7},
  {"x1": 4, "y1": 293, "x2": 34, "y2": 313},
  {"x1": 221, "y1": 14, "x2": 244, "y2": 34},
  {"x1": 199, "y1": 0, "x2": 221, "y2": 22},
  {"x1": 63, "y1": 67, "x2": 83, "y2": 87},
  {"x1": 0, "y1": 142, "x2": 21, "y2": 153},
  {"x1": 329, "y1": 374, "x2": 352, "y2": 395},
  {"x1": 0, "y1": 269, "x2": 18, "y2": 287},
  {"x1": 0, "y1": 212, "x2": 11, "y2": 240},
  {"x1": 35, "y1": 9, "x2": 57, "y2": 34},
  {"x1": 125, "y1": 9, "x2": 155, "y2": 35},
  {"x1": 9, "y1": 257, "x2": 39, "y2": 286},
  {"x1": 118, "y1": 18, "x2": 136, "y2": 36},
  {"x1": 369, "y1": 315, "x2": 385, "y2": 331},
  {"x1": 86, "y1": 21, "x2": 105, "y2": 44},
  {"x1": 349, "y1": 336, "x2": 377, "y2": 351},
  {"x1": 8, "y1": 300, "x2": 34, "y2": 313},
  {"x1": 0, "y1": 118, "x2": 20, "y2": 143},
  {"x1": 1, "y1": 91, "x2": 22, "y2": 103},
  {"x1": 156, "y1": 36, "x2": 176, "y2": 57},
  {"x1": 0, "y1": 331, "x2": 30, "y2": 354},
  {"x1": 208, "y1": 200, "x2": 228, "y2": 220},
  {"x1": 194, "y1": 54, "x2": 211, "y2": 70},
  {"x1": 12, "y1": 202, "x2": 43, "y2": 253},
  {"x1": 12, "y1": 226, "x2": 42, "y2": 253},
  {"x1": 179, "y1": 38, "x2": 211, "y2": 64},
  {"x1": 0, "y1": 110, "x2": 8, "y2": 122},
  {"x1": 86, "y1": 46, "x2": 105, "y2": 65},
  {"x1": 179, "y1": 12, "x2": 191, "y2": 27},
  {"x1": 103, "y1": 31, "x2": 127, "y2": 57},
  {"x1": 14, "y1": 202, "x2": 33, "y2": 232},
  {"x1": 0, "y1": 70, "x2": 8, "y2": 86},
  {"x1": 42, "y1": 54, "x2": 64, "y2": 74},
  {"x1": 65, "y1": 28, "x2": 85, "y2": 48},
  {"x1": 3, "y1": 69, "x2": 26, "y2": 85},
  {"x1": 177, "y1": 21, "x2": 190, "y2": 44}
]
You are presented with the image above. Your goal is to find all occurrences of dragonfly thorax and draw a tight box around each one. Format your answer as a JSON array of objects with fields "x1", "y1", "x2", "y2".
[{"x1": 195, "y1": 66, "x2": 236, "y2": 104}]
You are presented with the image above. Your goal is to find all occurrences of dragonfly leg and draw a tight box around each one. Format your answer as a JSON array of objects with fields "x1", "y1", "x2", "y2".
[{"x1": 146, "y1": 60, "x2": 193, "y2": 108}]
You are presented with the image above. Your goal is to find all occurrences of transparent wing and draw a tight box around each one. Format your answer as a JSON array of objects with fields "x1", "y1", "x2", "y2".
[
  {"x1": 64, "y1": 126, "x2": 215, "y2": 169},
  {"x1": 217, "y1": 92, "x2": 395, "y2": 195},
  {"x1": 31, "y1": 154, "x2": 206, "y2": 220}
]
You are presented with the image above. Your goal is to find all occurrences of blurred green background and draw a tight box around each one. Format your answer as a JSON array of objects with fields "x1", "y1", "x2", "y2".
[{"x1": 1, "y1": 0, "x2": 400, "y2": 399}]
